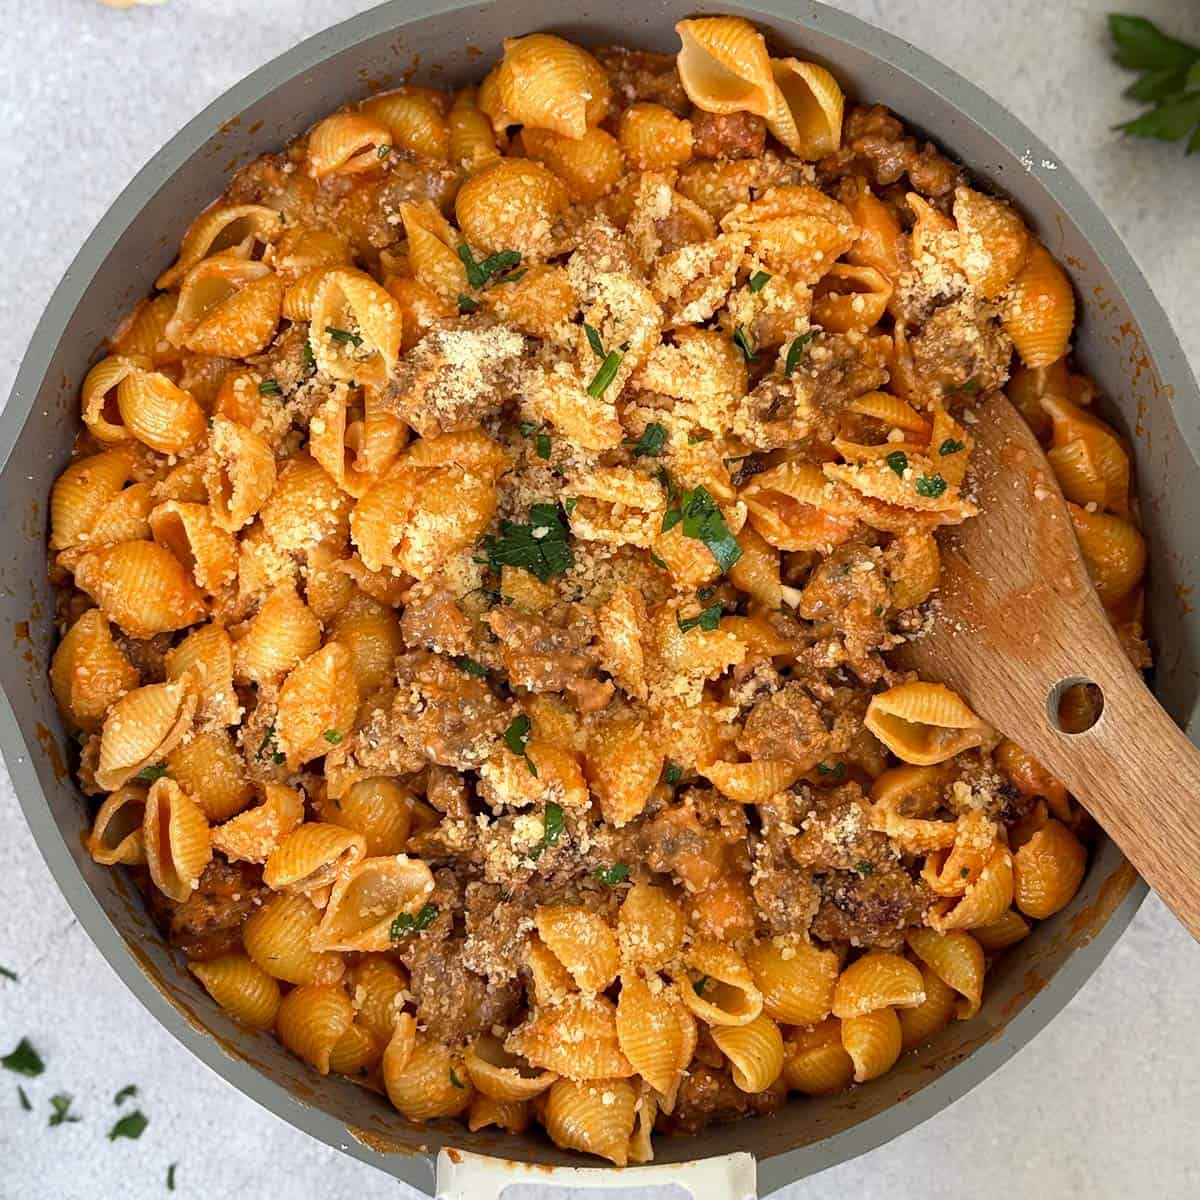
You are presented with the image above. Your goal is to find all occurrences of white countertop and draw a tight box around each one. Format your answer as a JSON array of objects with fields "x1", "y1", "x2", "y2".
[{"x1": 1, "y1": 1, "x2": 1198, "y2": 1196}]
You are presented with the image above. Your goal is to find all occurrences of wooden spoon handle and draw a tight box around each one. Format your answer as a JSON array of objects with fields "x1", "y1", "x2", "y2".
[{"x1": 1017, "y1": 639, "x2": 1200, "y2": 941}]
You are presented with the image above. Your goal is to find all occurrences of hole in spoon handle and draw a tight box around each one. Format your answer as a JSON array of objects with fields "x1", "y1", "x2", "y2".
[{"x1": 1046, "y1": 676, "x2": 1104, "y2": 734}]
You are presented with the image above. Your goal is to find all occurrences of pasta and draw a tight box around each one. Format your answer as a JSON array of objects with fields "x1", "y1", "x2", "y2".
[{"x1": 50, "y1": 16, "x2": 1144, "y2": 1163}]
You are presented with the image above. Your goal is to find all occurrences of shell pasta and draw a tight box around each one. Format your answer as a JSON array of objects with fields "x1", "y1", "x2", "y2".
[{"x1": 51, "y1": 16, "x2": 1145, "y2": 1164}]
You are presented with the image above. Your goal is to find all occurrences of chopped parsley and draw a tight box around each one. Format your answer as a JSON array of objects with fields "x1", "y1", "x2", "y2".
[
  {"x1": 114, "y1": 1084, "x2": 138, "y2": 1106},
  {"x1": 961, "y1": 867, "x2": 972, "y2": 878},
  {"x1": 302, "y1": 339, "x2": 316, "y2": 376},
  {"x1": 677, "y1": 602, "x2": 722, "y2": 633},
  {"x1": 457, "y1": 293, "x2": 479, "y2": 314},
  {"x1": 732, "y1": 324, "x2": 757, "y2": 363},
  {"x1": 541, "y1": 801, "x2": 564, "y2": 850},
  {"x1": 453, "y1": 656, "x2": 488, "y2": 677},
  {"x1": 458, "y1": 245, "x2": 522, "y2": 289},
  {"x1": 943, "y1": 378, "x2": 980, "y2": 394},
  {"x1": 661, "y1": 485, "x2": 742, "y2": 573},
  {"x1": 258, "y1": 379, "x2": 281, "y2": 396},
  {"x1": 784, "y1": 331, "x2": 815, "y2": 377},
  {"x1": 0, "y1": 966, "x2": 16, "y2": 983},
  {"x1": 817, "y1": 761, "x2": 846, "y2": 780},
  {"x1": 378, "y1": 144, "x2": 392, "y2": 158},
  {"x1": 325, "y1": 326, "x2": 363, "y2": 347},
  {"x1": 748, "y1": 270, "x2": 772, "y2": 293},
  {"x1": 2, "y1": 1038, "x2": 44, "y2": 1077},
  {"x1": 594, "y1": 863, "x2": 631, "y2": 886},
  {"x1": 687, "y1": 431, "x2": 707, "y2": 444},
  {"x1": 587, "y1": 349, "x2": 624, "y2": 397},
  {"x1": 915, "y1": 473, "x2": 949, "y2": 498},
  {"x1": 853, "y1": 861, "x2": 875, "y2": 878},
  {"x1": 693, "y1": 976, "x2": 709, "y2": 995},
  {"x1": 323, "y1": 729, "x2": 343, "y2": 745},
  {"x1": 49, "y1": 1093, "x2": 80, "y2": 1127},
  {"x1": 939, "y1": 438, "x2": 965, "y2": 455},
  {"x1": 885, "y1": 450, "x2": 909, "y2": 478},
  {"x1": 18, "y1": 1085, "x2": 30, "y2": 1111},
  {"x1": 484, "y1": 502, "x2": 573, "y2": 583},
  {"x1": 136, "y1": 765, "x2": 166, "y2": 782},
  {"x1": 649, "y1": 551, "x2": 668, "y2": 570},
  {"x1": 663, "y1": 763, "x2": 683, "y2": 787},
  {"x1": 564, "y1": 496, "x2": 578, "y2": 516},
  {"x1": 518, "y1": 421, "x2": 537, "y2": 437},
  {"x1": 449, "y1": 1068, "x2": 465, "y2": 1089},
  {"x1": 1109, "y1": 15, "x2": 1200, "y2": 154},
  {"x1": 255, "y1": 721, "x2": 286, "y2": 765},
  {"x1": 535, "y1": 431, "x2": 552, "y2": 460},
  {"x1": 108, "y1": 1110, "x2": 149, "y2": 1141},
  {"x1": 503, "y1": 713, "x2": 538, "y2": 777},
  {"x1": 626, "y1": 422, "x2": 667, "y2": 458},
  {"x1": 584, "y1": 323, "x2": 605, "y2": 358},
  {"x1": 167, "y1": 1164, "x2": 177, "y2": 1191},
  {"x1": 390, "y1": 904, "x2": 439, "y2": 940}
]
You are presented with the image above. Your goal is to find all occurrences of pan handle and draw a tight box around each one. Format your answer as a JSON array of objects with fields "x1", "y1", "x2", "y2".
[{"x1": 435, "y1": 1148, "x2": 756, "y2": 1198}]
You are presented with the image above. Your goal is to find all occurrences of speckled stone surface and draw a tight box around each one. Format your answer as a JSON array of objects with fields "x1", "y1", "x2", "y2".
[{"x1": 1, "y1": 1, "x2": 1198, "y2": 1197}]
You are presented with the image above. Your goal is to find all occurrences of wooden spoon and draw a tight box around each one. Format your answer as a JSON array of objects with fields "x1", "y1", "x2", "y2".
[{"x1": 899, "y1": 390, "x2": 1200, "y2": 940}]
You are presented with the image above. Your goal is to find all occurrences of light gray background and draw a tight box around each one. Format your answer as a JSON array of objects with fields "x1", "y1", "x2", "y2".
[{"x1": 1, "y1": 1, "x2": 1197, "y2": 1197}]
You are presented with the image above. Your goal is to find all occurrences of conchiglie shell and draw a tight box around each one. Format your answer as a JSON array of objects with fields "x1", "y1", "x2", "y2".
[
  {"x1": 848, "y1": 391, "x2": 931, "y2": 436},
  {"x1": 114, "y1": 369, "x2": 206, "y2": 454},
  {"x1": 864, "y1": 681, "x2": 989, "y2": 766},
  {"x1": 95, "y1": 673, "x2": 198, "y2": 791},
  {"x1": 535, "y1": 905, "x2": 620, "y2": 993},
  {"x1": 841, "y1": 1006, "x2": 902, "y2": 1083},
  {"x1": 346, "y1": 957, "x2": 409, "y2": 1043},
  {"x1": 111, "y1": 294, "x2": 181, "y2": 365},
  {"x1": 260, "y1": 454, "x2": 352, "y2": 555},
  {"x1": 1002, "y1": 240, "x2": 1074, "y2": 368},
  {"x1": 243, "y1": 892, "x2": 345, "y2": 985},
  {"x1": 455, "y1": 157, "x2": 569, "y2": 258},
  {"x1": 1068, "y1": 504, "x2": 1146, "y2": 606},
  {"x1": 628, "y1": 1091, "x2": 657, "y2": 1163},
  {"x1": 275, "y1": 642, "x2": 359, "y2": 767},
  {"x1": 710, "y1": 1013, "x2": 784, "y2": 1093},
  {"x1": 167, "y1": 257, "x2": 282, "y2": 358},
  {"x1": 164, "y1": 621, "x2": 238, "y2": 724},
  {"x1": 906, "y1": 928, "x2": 985, "y2": 1020},
  {"x1": 448, "y1": 86, "x2": 501, "y2": 172},
  {"x1": 87, "y1": 784, "x2": 147, "y2": 866},
  {"x1": 276, "y1": 984, "x2": 354, "y2": 1074},
  {"x1": 1013, "y1": 818, "x2": 1088, "y2": 919},
  {"x1": 468, "y1": 1095, "x2": 530, "y2": 1134},
  {"x1": 929, "y1": 844, "x2": 1015, "y2": 932},
  {"x1": 210, "y1": 782, "x2": 304, "y2": 863},
  {"x1": 149, "y1": 500, "x2": 238, "y2": 595},
  {"x1": 72, "y1": 479, "x2": 155, "y2": 553},
  {"x1": 157, "y1": 203, "x2": 283, "y2": 290},
  {"x1": 331, "y1": 603, "x2": 404, "y2": 694},
  {"x1": 679, "y1": 941, "x2": 763, "y2": 1027},
  {"x1": 143, "y1": 777, "x2": 212, "y2": 903},
  {"x1": 701, "y1": 759, "x2": 802, "y2": 803},
  {"x1": 543, "y1": 1078, "x2": 637, "y2": 1167},
  {"x1": 312, "y1": 855, "x2": 435, "y2": 952},
  {"x1": 402, "y1": 220, "x2": 468, "y2": 307},
  {"x1": 401, "y1": 426, "x2": 510, "y2": 477},
  {"x1": 525, "y1": 934, "x2": 579, "y2": 1006},
  {"x1": 782, "y1": 1018, "x2": 854, "y2": 1095},
  {"x1": 766, "y1": 57, "x2": 844, "y2": 159},
  {"x1": 281, "y1": 267, "x2": 329, "y2": 322},
  {"x1": 1041, "y1": 393, "x2": 1130, "y2": 512},
  {"x1": 898, "y1": 963, "x2": 958, "y2": 1050},
  {"x1": 507, "y1": 994, "x2": 633, "y2": 1081},
  {"x1": 812, "y1": 263, "x2": 892, "y2": 333},
  {"x1": 618, "y1": 103, "x2": 694, "y2": 171},
  {"x1": 51, "y1": 608, "x2": 139, "y2": 732},
  {"x1": 521, "y1": 127, "x2": 625, "y2": 203},
  {"x1": 314, "y1": 777, "x2": 414, "y2": 857},
  {"x1": 494, "y1": 34, "x2": 610, "y2": 140},
  {"x1": 386, "y1": 276, "x2": 457, "y2": 353},
  {"x1": 972, "y1": 908, "x2": 1033, "y2": 953},
  {"x1": 234, "y1": 583, "x2": 322, "y2": 685},
  {"x1": 951, "y1": 185, "x2": 1029, "y2": 299},
  {"x1": 205, "y1": 416, "x2": 277, "y2": 532},
  {"x1": 263, "y1": 821, "x2": 367, "y2": 896},
  {"x1": 675, "y1": 16, "x2": 774, "y2": 117},
  {"x1": 82, "y1": 354, "x2": 148, "y2": 443},
  {"x1": 362, "y1": 92, "x2": 449, "y2": 161},
  {"x1": 745, "y1": 936, "x2": 839, "y2": 1025},
  {"x1": 584, "y1": 714, "x2": 662, "y2": 827},
  {"x1": 327, "y1": 1022, "x2": 383, "y2": 1076},
  {"x1": 50, "y1": 446, "x2": 137, "y2": 550},
  {"x1": 464, "y1": 1035, "x2": 557, "y2": 1102},
  {"x1": 384, "y1": 1035, "x2": 474, "y2": 1121},
  {"x1": 189, "y1": 953, "x2": 281, "y2": 1030},
  {"x1": 306, "y1": 111, "x2": 392, "y2": 178},
  {"x1": 311, "y1": 267, "x2": 403, "y2": 389},
  {"x1": 268, "y1": 226, "x2": 353, "y2": 281},
  {"x1": 614, "y1": 976, "x2": 693, "y2": 1097},
  {"x1": 832, "y1": 952, "x2": 926, "y2": 1018},
  {"x1": 164, "y1": 728, "x2": 251, "y2": 824},
  {"x1": 617, "y1": 883, "x2": 687, "y2": 971},
  {"x1": 888, "y1": 531, "x2": 941, "y2": 611},
  {"x1": 73, "y1": 540, "x2": 206, "y2": 639}
]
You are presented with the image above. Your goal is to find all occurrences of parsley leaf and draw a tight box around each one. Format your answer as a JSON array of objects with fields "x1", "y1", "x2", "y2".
[
  {"x1": 542, "y1": 801, "x2": 564, "y2": 849},
  {"x1": 258, "y1": 379, "x2": 281, "y2": 396},
  {"x1": 2, "y1": 1039, "x2": 44, "y2": 1077},
  {"x1": 136, "y1": 765, "x2": 166, "y2": 782},
  {"x1": 885, "y1": 450, "x2": 908, "y2": 478},
  {"x1": 627, "y1": 422, "x2": 667, "y2": 458},
  {"x1": 0, "y1": 966, "x2": 16, "y2": 983},
  {"x1": 535, "y1": 431, "x2": 552, "y2": 460},
  {"x1": 677, "y1": 602, "x2": 723, "y2": 633},
  {"x1": 1109, "y1": 14, "x2": 1200, "y2": 152},
  {"x1": 18, "y1": 1085, "x2": 30, "y2": 1111},
  {"x1": 817, "y1": 761, "x2": 847, "y2": 780},
  {"x1": 390, "y1": 904, "x2": 439, "y2": 940},
  {"x1": 584, "y1": 323, "x2": 606, "y2": 358},
  {"x1": 108, "y1": 1110, "x2": 149, "y2": 1141},
  {"x1": 732, "y1": 324, "x2": 757, "y2": 363},
  {"x1": 503, "y1": 713, "x2": 538, "y2": 777},
  {"x1": 457, "y1": 293, "x2": 479, "y2": 314},
  {"x1": 663, "y1": 763, "x2": 682, "y2": 787},
  {"x1": 453, "y1": 656, "x2": 488, "y2": 677},
  {"x1": 323, "y1": 729, "x2": 343, "y2": 744},
  {"x1": 325, "y1": 326, "x2": 363, "y2": 347},
  {"x1": 114, "y1": 1084, "x2": 138, "y2": 1106},
  {"x1": 518, "y1": 421, "x2": 538, "y2": 437},
  {"x1": 660, "y1": 485, "x2": 742, "y2": 572},
  {"x1": 939, "y1": 438, "x2": 965, "y2": 455},
  {"x1": 748, "y1": 270, "x2": 772, "y2": 293},
  {"x1": 785, "y1": 332, "x2": 815, "y2": 376},
  {"x1": 587, "y1": 350, "x2": 624, "y2": 397},
  {"x1": 167, "y1": 1164, "x2": 177, "y2": 1191},
  {"x1": 594, "y1": 863, "x2": 631, "y2": 886},
  {"x1": 49, "y1": 1093, "x2": 80, "y2": 1127},
  {"x1": 853, "y1": 861, "x2": 875, "y2": 878},
  {"x1": 915, "y1": 473, "x2": 948, "y2": 498},
  {"x1": 449, "y1": 1068, "x2": 465, "y2": 1089},
  {"x1": 484, "y1": 503, "x2": 573, "y2": 583}
]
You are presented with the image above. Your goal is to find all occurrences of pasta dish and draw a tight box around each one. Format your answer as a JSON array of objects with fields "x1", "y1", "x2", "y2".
[{"x1": 47, "y1": 17, "x2": 1149, "y2": 1165}]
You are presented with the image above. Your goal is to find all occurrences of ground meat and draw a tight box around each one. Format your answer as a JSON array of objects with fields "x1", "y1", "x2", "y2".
[
  {"x1": 485, "y1": 605, "x2": 597, "y2": 695},
  {"x1": 163, "y1": 859, "x2": 266, "y2": 961},
  {"x1": 737, "y1": 681, "x2": 834, "y2": 767},
  {"x1": 638, "y1": 788, "x2": 746, "y2": 893},
  {"x1": 596, "y1": 46, "x2": 690, "y2": 116},
  {"x1": 399, "y1": 584, "x2": 475, "y2": 657},
  {"x1": 750, "y1": 838, "x2": 820, "y2": 935},
  {"x1": 690, "y1": 110, "x2": 767, "y2": 160},
  {"x1": 790, "y1": 784, "x2": 894, "y2": 873},
  {"x1": 657, "y1": 1063, "x2": 787, "y2": 1135},
  {"x1": 822, "y1": 104, "x2": 960, "y2": 199},
  {"x1": 810, "y1": 866, "x2": 931, "y2": 948},
  {"x1": 461, "y1": 883, "x2": 533, "y2": 983},
  {"x1": 798, "y1": 540, "x2": 891, "y2": 672},
  {"x1": 909, "y1": 295, "x2": 1013, "y2": 394},
  {"x1": 381, "y1": 318, "x2": 526, "y2": 437}
]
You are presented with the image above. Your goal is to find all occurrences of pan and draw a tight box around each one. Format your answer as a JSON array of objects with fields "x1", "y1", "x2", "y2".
[{"x1": 4, "y1": 1, "x2": 1196, "y2": 1196}]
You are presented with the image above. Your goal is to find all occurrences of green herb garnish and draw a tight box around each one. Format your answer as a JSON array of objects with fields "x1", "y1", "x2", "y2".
[
  {"x1": 255, "y1": 721, "x2": 278, "y2": 761},
  {"x1": 49, "y1": 1094, "x2": 80, "y2": 1127},
  {"x1": 854, "y1": 861, "x2": 875, "y2": 878},
  {"x1": 939, "y1": 438, "x2": 965, "y2": 455},
  {"x1": 108, "y1": 1111, "x2": 149, "y2": 1141},
  {"x1": 693, "y1": 976, "x2": 708, "y2": 995},
  {"x1": 817, "y1": 761, "x2": 847, "y2": 780},
  {"x1": 378, "y1": 144, "x2": 392, "y2": 158},
  {"x1": 584, "y1": 323, "x2": 605, "y2": 358},
  {"x1": 136, "y1": 765, "x2": 166, "y2": 782},
  {"x1": 258, "y1": 379, "x2": 281, "y2": 396},
  {"x1": 688, "y1": 431, "x2": 707, "y2": 444},
  {"x1": 114, "y1": 1085, "x2": 138, "y2": 1106},
  {"x1": 17, "y1": 1085, "x2": 30, "y2": 1111},
  {"x1": 3, "y1": 1039, "x2": 44, "y2": 1077},
  {"x1": 458, "y1": 245, "x2": 522, "y2": 289},
  {"x1": 0, "y1": 966, "x2": 16, "y2": 983},
  {"x1": 915, "y1": 473, "x2": 948, "y2": 498},
  {"x1": 535, "y1": 431, "x2": 552, "y2": 460},
  {"x1": 167, "y1": 1164, "x2": 177, "y2": 1191},
  {"x1": 885, "y1": 450, "x2": 908, "y2": 478},
  {"x1": 677, "y1": 602, "x2": 723, "y2": 633},
  {"x1": 1109, "y1": 15, "x2": 1200, "y2": 153},
  {"x1": 484, "y1": 502, "x2": 573, "y2": 583},
  {"x1": 785, "y1": 332, "x2": 815, "y2": 376},
  {"x1": 457, "y1": 293, "x2": 479, "y2": 314},
  {"x1": 449, "y1": 1068, "x2": 465, "y2": 1089},
  {"x1": 518, "y1": 421, "x2": 537, "y2": 437},
  {"x1": 661, "y1": 485, "x2": 742, "y2": 573},
  {"x1": 564, "y1": 496, "x2": 578, "y2": 516},
  {"x1": 587, "y1": 350, "x2": 624, "y2": 397},
  {"x1": 748, "y1": 270, "x2": 772, "y2": 293},
  {"x1": 323, "y1": 729, "x2": 343, "y2": 745},
  {"x1": 302, "y1": 339, "x2": 316, "y2": 376},
  {"x1": 663, "y1": 764, "x2": 682, "y2": 787},
  {"x1": 944, "y1": 378, "x2": 980, "y2": 394},
  {"x1": 627, "y1": 422, "x2": 667, "y2": 458},
  {"x1": 594, "y1": 863, "x2": 631, "y2": 886},
  {"x1": 390, "y1": 904, "x2": 439, "y2": 940},
  {"x1": 453, "y1": 656, "x2": 488, "y2": 677},
  {"x1": 649, "y1": 552, "x2": 668, "y2": 570},
  {"x1": 542, "y1": 800, "x2": 564, "y2": 849},
  {"x1": 504, "y1": 713, "x2": 538, "y2": 777},
  {"x1": 732, "y1": 324, "x2": 757, "y2": 363},
  {"x1": 325, "y1": 326, "x2": 363, "y2": 347}
]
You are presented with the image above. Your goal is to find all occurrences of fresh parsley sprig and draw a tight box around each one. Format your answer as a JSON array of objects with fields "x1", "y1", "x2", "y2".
[
  {"x1": 1109, "y1": 15, "x2": 1200, "y2": 153},
  {"x1": 661, "y1": 485, "x2": 743, "y2": 573},
  {"x1": 484, "y1": 502, "x2": 573, "y2": 583}
]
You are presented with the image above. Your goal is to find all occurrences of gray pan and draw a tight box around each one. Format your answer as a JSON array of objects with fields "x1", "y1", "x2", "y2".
[{"x1": 3, "y1": 1, "x2": 1197, "y2": 1196}]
